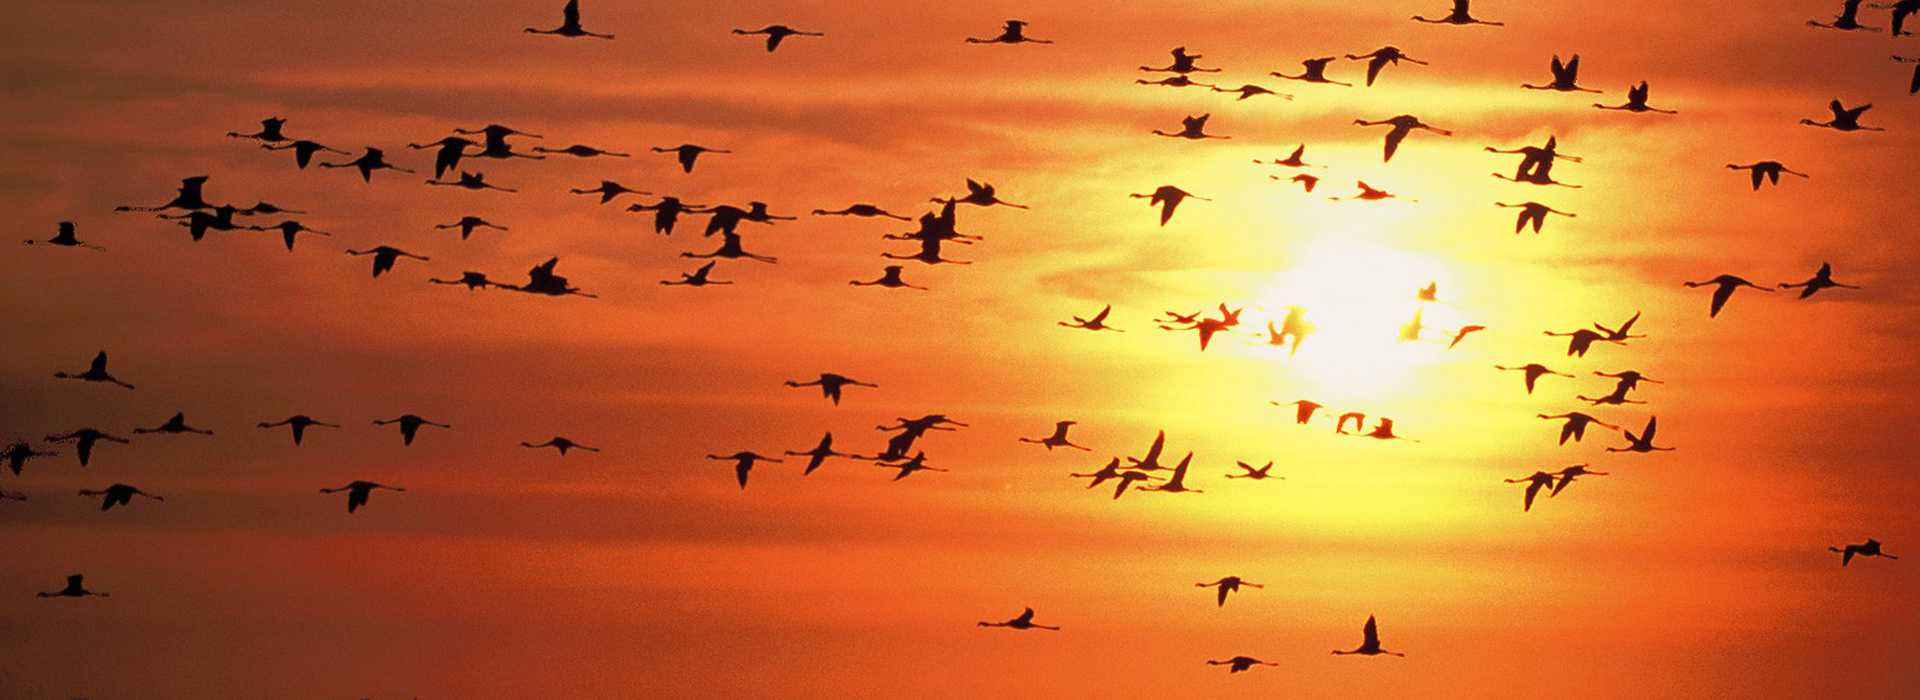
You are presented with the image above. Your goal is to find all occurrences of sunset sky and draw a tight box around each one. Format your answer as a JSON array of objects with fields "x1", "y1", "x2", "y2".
[{"x1": 2, "y1": 1, "x2": 1916, "y2": 697}]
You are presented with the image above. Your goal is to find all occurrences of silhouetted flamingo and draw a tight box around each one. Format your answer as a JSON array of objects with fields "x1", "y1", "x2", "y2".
[
  {"x1": 1779, "y1": 263, "x2": 1861, "y2": 298},
  {"x1": 1684, "y1": 275, "x2": 1773, "y2": 318},
  {"x1": 320, "y1": 481, "x2": 404, "y2": 513},
  {"x1": 708, "y1": 451, "x2": 783, "y2": 489},
  {"x1": 1019, "y1": 421, "x2": 1091, "y2": 451},
  {"x1": 44, "y1": 429, "x2": 129, "y2": 467},
  {"x1": 1333, "y1": 615, "x2": 1405, "y2": 656},
  {"x1": 732, "y1": 25, "x2": 824, "y2": 52},
  {"x1": 526, "y1": 0, "x2": 613, "y2": 39},
  {"x1": 785, "y1": 373, "x2": 878, "y2": 405},
  {"x1": 133, "y1": 412, "x2": 212, "y2": 436},
  {"x1": 78, "y1": 484, "x2": 163, "y2": 511},
  {"x1": 1354, "y1": 115, "x2": 1451, "y2": 162},
  {"x1": 1345, "y1": 47, "x2": 1428, "y2": 86},
  {"x1": 978, "y1": 607, "x2": 1060, "y2": 630},
  {"x1": 257, "y1": 415, "x2": 340, "y2": 446},
  {"x1": 371, "y1": 414, "x2": 450, "y2": 446},
  {"x1": 1595, "y1": 81, "x2": 1677, "y2": 114},
  {"x1": 24, "y1": 222, "x2": 104, "y2": 251},
  {"x1": 966, "y1": 20, "x2": 1051, "y2": 45},
  {"x1": 1413, "y1": 0, "x2": 1503, "y2": 25},
  {"x1": 345, "y1": 246, "x2": 429, "y2": 278},
  {"x1": 522, "y1": 437, "x2": 598, "y2": 456},
  {"x1": 1607, "y1": 417, "x2": 1674, "y2": 453}
]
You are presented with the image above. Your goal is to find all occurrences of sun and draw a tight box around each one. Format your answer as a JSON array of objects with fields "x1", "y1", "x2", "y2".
[{"x1": 1250, "y1": 235, "x2": 1469, "y2": 402}]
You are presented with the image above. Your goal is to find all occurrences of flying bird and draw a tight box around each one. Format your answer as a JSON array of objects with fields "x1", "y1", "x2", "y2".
[
  {"x1": 1537, "y1": 412, "x2": 1619, "y2": 446},
  {"x1": 732, "y1": 25, "x2": 824, "y2": 52},
  {"x1": 1130, "y1": 186, "x2": 1208, "y2": 226},
  {"x1": 1195, "y1": 576, "x2": 1263, "y2": 607},
  {"x1": 1274, "y1": 399, "x2": 1323, "y2": 425},
  {"x1": 1333, "y1": 615, "x2": 1405, "y2": 657},
  {"x1": 1271, "y1": 57, "x2": 1352, "y2": 86},
  {"x1": 1505, "y1": 471, "x2": 1556, "y2": 512},
  {"x1": 1607, "y1": 417, "x2": 1674, "y2": 453},
  {"x1": 1354, "y1": 115, "x2": 1452, "y2": 162},
  {"x1": 569, "y1": 180, "x2": 650, "y2": 204},
  {"x1": 1779, "y1": 263, "x2": 1861, "y2": 298},
  {"x1": 430, "y1": 272, "x2": 498, "y2": 290},
  {"x1": 978, "y1": 607, "x2": 1060, "y2": 630},
  {"x1": 54, "y1": 351, "x2": 134, "y2": 390},
  {"x1": 1226, "y1": 461, "x2": 1282, "y2": 481},
  {"x1": 1497, "y1": 202, "x2": 1576, "y2": 234},
  {"x1": 1495, "y1": 364, "x2": 1575, "y2": 395},
  {"x1": 1206, "y1": 656, "x2": 1279, "y2": 674},
  {"x1": 320, "y1": 481, "x2": 405, "y2": 513},
  {"x1": 345, "y1": 246, "x2": 429, "y2": 278},
  {"x1": 1521, "y1": 54, "x2": 1600, "y2": 93},
  {"x1": 37, "y1": 574, "x2": 108, "y2": 599},
  {"x1": 521, "y1": 437, "x2": 599, "y2": 456},
  {"x1": 1595, "y1": 81, "x2": 1677, "y2": 114},
  {"x1": 435, "y1": 216, "x2": 508, "y2": 241},
  {"x1": 1830, "y1": 538, "x2": 1899, "y2": 567},
  {"x1": 257, "y1": 415, "x2": 340, "y2": 445},
  {"x1": 529, "y1": 144, "x2": 629, "y2": 158},
  {"x1": 661, "y1": 261, "x2": 733, "y2": 287},
  {"x1": 709, "y1": 451, "x2": 783, "y2": 489},
  {"x1": 77, "y1": 483, "x2": 163, "y2": 511},
  {"x1": 1345, "y1": 46, "x2": 1428, "y2": 86},
  {"x1": 1152, "y1": 113, "x2": 1230, "y2": 140},
  {"x1": 965, "y1": 20, "x2": 1052, "y2": 45},
  {"x1": 1726, "y1": 162, "x2": 1809, "y2": 190},
  {"x1": 1058, "y1": 304, "x2": 1122, "y2": 332},
  {"x1": 812, "y1": 204, "x2": 913, "y2": 221},
  {"x1": 1138, "y1": 452, "x2": 1203, "y2": 494},
  {"x1": 1254, "y1": 145, "x2": 1319, "y2": 169},
  {"x1": 1550, "y1": 464, "x2": 1608, "y2": 497},
  {"x1": 247, "y1": 220, "x2": 331, "y2": 251},
  {"x1": 1141, "y1": 46, "x2": 1221, "y2": 74},
  {"x1": 683, "y1": 232, "x2": 779, "y2": 264},
  {"x1": 526, "y1": 0, "x2": 613, "y2": 39},
  {"x1": 1413, "y1": 1, "x2": 1504, "y2": 26},
  {"x1": 426, "y1": 171, "x2": 516, "y2": 193},
  {"x1": 264, "y1": 140, "x2": 351, "y2": 169},
  {"x1": 407, "y1": 136, "x2": 477, "y2": 179},
  {"x1": 226, "y1": 116, "x2": 288, "y2": 142},
  {"x1": 1897, "y1": 56, "x2": 1919, "y2": 95},
  {"x1": 24, "y1": 221, "x2": 105, "y2": 251},
  {"x1": 1800, "y1": 100, "x2": 1884, "y2": 131},
  {"x1": 850, "y1": 265, "x2": 927, "y2": 290},
  {"x1": 1018, "y1": 421, "x2": 1092, "y2": 451},
  {"x1": 875, "y1": 451, "x2": 948, "y2": 481},
  {"x1": 1684, "y1": 275, "x2": 1774, "y2": 318},
  {"x1": 133, "y1": 412, "x2": 212, "y2": 436},
  {"x1": 652, "y1": 144, "x2": 729, "y2": 173},
  {"x1": 937, "y1": 179, "x2": 1028, "y2": 209},
  {"x1": 371, "y1": 414, "x2": 451, "y2": 446},
  {"x1": 4, "y1": 441, "x2": 58, "y2": 476},
  {"x1": 785, "y1": 433, "x2": 857, "y2": 476},
  {"x1": 784, "y1": 373, "x2": 879, "y2": 405},
  {"x1": 1808, "y1": 0, "x2": 1881, "y2": 31},
  {"x1": 44, "y1": 429, "x2": 129, "y2": 467},
  {"x1": 1449, "y1": 325, "x2": 1486, "y2": 349},
  {"x1": 319, "y1": 147, "x2": 414, "y2": 182}
]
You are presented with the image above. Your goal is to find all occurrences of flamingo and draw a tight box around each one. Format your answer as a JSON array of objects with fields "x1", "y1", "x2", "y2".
[
  {"x1": 1413, "y1": 1, "x2": 1504, "y2": 26},
  {"x1": 1130, "y1": 186, "x2": 1208, "y2": 226},
  {"x1": 784, "y1": 373, "x2": 879, "y2": 405},
  {"x1": 78, "y1": 484, "x2": 164, "y2": 511},
  {"x1": 319, "y1": 147, "x2": 414, "y2": 182},
  {"x1": 4, "y1": 441, "x2": 58, "y2": 476},
  {"x1": 1345, "y1": 47, "x2": 1428, "y2": 86},
  {"x1": 257, "y1": 415, "x2": 340, "y2": 446},
  {"x1": 226, "y1": 117, "x2": 288, "y2": 142},
  {"x1": 320, "y1": 481, "x2": 404, "y2": 513},
  {"x1": 1521, "y1": 54, "x2": 1600, "y2": 93},
  {"x1": 978, "y1": 607, "x2": 1060, "y2": 630},
  {"x1": 53, "y1": 351, "x2": 134, "y2": 389},
  {"x1": 1495, "y1": 364, "x2": 1575, "y2": 395},
  {"x1": 1595, "y1": 81, "x2": 1677, "y2": 114},
  {"x1": 709, "y1": 452, "x2": 783, "y2": 489},
  {"x1": 1830, "y1": 538, "x2": 1899, "y2": 567},
  {"x1": 1800, "y1": 100, "x2": 1884, "y2": 131},
  {"x1": 24, "y1": 221, "x2": 105, "y2": 251},
  {"x1": 37, "y1": 574, "x2": 109, "y2": 598},
  {"x1": 132, "y1": 412, "x2": 212, "y2": 436},
  {"x1": 1018, "y1": 421, "x2": 1091, "y2": 451},
  {"x1": 1333, "y1": 615, "x2": 1406, "y2": 657},
  {"x1": 1537, "y1": 412, "x2": 1620, "y2": 445},
  {"x1": 1684, "y1": 275, "x2": 1773, "y2": 318},
  {"x1": 1207, "y1": 656, "x2": 1279, "y2": 673},
  {"x1": 732, "y1": 25, "x2": 824, "y2": 52},
  {"x1": 264, "y1": 140, "x2": 351, "y2": 169},
  {"x1": 1607, "y1": 417, "x2": 1674, "y2": 453},
  {"x1": 1152, "y1": 113, "x2": 1230, "y2": 140},
  {"x1": 1226, "y1": 461, "x2": 1283, "y2": 481},
  {"x1": 371, "y1": 414, "x2": 450, "y2": 446},
  {"x1": 526, "y1": 0, "x2": 613, "y2": 39},
  {"x1": 1353, "y1": 115, "x2": 1451, "y2": 162},
  {"x1": 1498, "y1": 202, "x2": 1576, "y2": 234},
  {"x1": 965, "y1": 20, "x2": 1052, "y2": 45},
  {"x1": 652, "y1": 144, "x2": 730, "y2": 173},
  {"x1": 345, "y1": 246, "x2": 429, "y2": 278},
  {"x1": 661, "y1": 261, "x2": 733, "y2": 287},
  {"x1": 1272, "y1": 57, "x2": 1352, "y2": 86},
  {"x1": 1779, "y1": 263, "x2": 1861, "y2": 298},
  {"x1": 785, "y1": 433, "x2": 858, "y2": 476},
  {"x1": 44, "y1": 429, "x2": 130, "y2": 466},
  {"x1": 1727, "y1": 162, "x2": 1809, "y2": 190}
]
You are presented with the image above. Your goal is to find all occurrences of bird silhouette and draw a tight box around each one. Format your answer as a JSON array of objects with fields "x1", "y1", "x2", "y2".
[
  {"x1": 785, "y1": 433, "x2": 857, "y2": 476},
  {"x1": 1800, "y1": 100, "x2": 1884, "y2": 131},
  {"x1": 876, "y1": 451, "x2": 948, "y2": 481},
  {"x1": 133, "y1": 412, "x2": 213, "y2": 436},
  {"x1": 1330, "y1": 181, "x2": 1412, "y2": 202},
  {"x1": 1125, "y1": 430, "x2": 1174, "y2": 471},
  {"x1": 1537, "y1": 412, "x2": 1620, "y2": 446},
  {"x1": 629, "y1": 196, "x2": 706, "y2": 235},
  {"x1": 1213, "y1": 83, "x2": 1290, "y2": 101},
  {"x1": 966, "y1": 20, "x2": 1052, "y2": 45},
  {"x1": 785, "y1": 373, "x2": 879, "y2": 405},
  {"x1": 1141, "y1": 46, "x2": 1221, "y2": 74},
  {"x1": 264, "y1": 140, "x2": 351, "y2": 169},
  {"x1": 1139, "y1": 452, "x2": 1203, "y2": 494},
  {"x1": 652, "y1": 144, "x2": 729, "y2": 173},
  {"x1": 1595, "y1": 81, "x2": 1677, "y2": 114},
  {"x1": 1882, "y1": 1, "x2": 1920, "y2": 36},
  {"x1": 320, "y1": 481, "x2": 404, "y2": 513},
  {"x1": 1684, "y1": 275, "x2": 1773, "y2": 318},
  {"x1": 530, "y1": 144, "x2": 629, "y2": 158},
  {"x1": 1059, "y1": 304, "x2": 1122, "y2": 332},
  {"x1": 1071, "y1": 459, "x2": 1159, "y2": 498},
  {"x1": 1898, "y1": 56, "x2": 1920, "y2": 95},
  {"x1": 1727, "y1": 162, "x2": 1809, "y2": 191},
  {"x1": 44, "y1": 429, "x2": 129, "y2": 467},
  {"x1": 345, "y1": 246, "x2": 429, "y2": 278},
  {"x1": 1607, "y1": 416, "x2": 1674, "y2": 453},
  {"x1": 37, "y1": 574, "x2": 108, "y2": 598},
  {"x1": 1255, "y1": 145, "x2": 1320, "y2": 169},
  {"x1": 1354, "y1": 115, "x2": 1451, "y2": 162},
  {"x1": 570, "y1": 180, "x2": 649, "y2": 204},
  {"x1": 732, "y1": 25, "x2": 824, "y2": 52},
  {"x1": 522, "y1": 437, "x2": 599, "y2": 456},
  {"x1": 1497, "y1": 202, "x2": 1576, "y2": 234},
  {"x1": 1830, "y1": 538, "x2": 1899, "y2": 567},
  {"x1": 1593, "y1": 370, "x2": 1662, "y2": 396},
  {"x1": 429, "y1": 271, "x2": 499, "y2": 290},
  {"x1": 257, "y1": 416, "x2": 340, "y2": 446},
  {"x1": 1544, "y1": 328, "x2": 1623, "y2": 357},
  {"x1": 426, "y1": 171, "x2": 517, "y2": 193},
  {"x1": 526, "y1": 0, "x2": 613, "y2": 39},
  {"x1": 978, "y1": 607, "x2": 1060, "y2": 630},
  {"x1": 371, "y1": 414, "x2": 450, "y2": 446},
  {"x1": 53, "y1": 351, "x2": 134, "y2": 390},
  {"x1": 1413, "y1": 0, "x2": 1504, "y2": 25},
  {"x1": 1271, "y1": 57, "x2": 1352, "y2": 86},
  {"x1": 1206, "y1": 656, "x2": 1279, "y2": 673},
  {"x1": 158, "y1": 205, "x2": 246, "y2": 242},
  {"x1": 227, "y1": 117, "x2": 288, "y2": 142},
  {"x1": 813, "y1": 203, "x2": 913, "y2": 221},
  {"x1": 1345, "y1": 47, "x2": 1428, "y2": 86},
  {"x1": 320, "y1": 147, "x2": 414, "y2": 182},
  {"x1": 247, "y1": 220, "x2": 331, "y2": 251},
  {"x1": 1550, "y1": 464, "x2": 1607, "y2": 497},
  {"x1": 1335, "y1": 412, "x2": 1368, "y2": 435},
  {"x1": 1275, "y1": 399, "x2": 1323, "y2": 425},
  {"x1": 1594, "y1": 311, "x2": 1647, "y2": 341},
  {"x1": 1449, "y1": 325, "x2": 1486, "y2": 349},
  {"x1": 1521, "y1": 54, "x2": 1600, "y2": 93},
  {"x1": 452, "y1": 124, "x2": 547, "y2": 159},
  {"x1": 1419, "y1": 283, "x2": 1440, "y2": 303},
  {"x1": 1577, "y1": 384, "x2": 1645, "y2": 407},
  {"x1": 1505, "y1": 471, "x2": 1556, "y2": 512},
  {"x1": 78, "y1": 484, "x2": 163, "y2": 511},
  {"x1": 115, "y1": 175, "x2": 211, "y2": 213},
  {"x1": 1195, "y1": 576, "x2": 1263, "y2": 607},
  {"x1": 1136, "y1": 74, "x2": 1218, "y2": 89},
  {"x1": 1019, "y1": 421, "x2": 1092, "y2": 451},
  {"x1": 1226, "y1": 461, "x2": 1283, "y2": 481},
  {"x1": 1360, "y1": 418, "x2": 1417, "y2": 442},
  {"x1": 683, "y1": 232, "x2": 779, "y2": 264},
  {"x1": 1278, "y1": 173, "x2": 1321, "y2": 192},
  {"x1": 1130, "y1": 186, "x2": 1208, "y2": 226},
  {"x1": 1809, "y1": 0, "x2": 1881, "y2": 31},
  {"x1": 435, "y1": 216, "x2": 508, "y2": 241},
  {"x1": 24, "y1": 221, "x2": 105, "y2": 251},
  {"x1": 1779, "y1": 263, "x2": 1861, "y2": 298},
  {"x1": 4, "y1": 441, "x2": 58, "y2": 476},
  {"x1": 1495, "y1": 364, "x2": 1575, "y2": 395},
  {"x1": 708, "y1": 451, "x2": 783, "y2": 489},
  {"x1": 1488, "y1": 136, "x2": 1583, "y2": 186},
  {"x1": 1152, "y1": 113, "x2": 1230, "y2": 140},
  {"x1": 661, "y1": 261, "x2": 733, "y2": 287},
  {"x1": 850, "y1": 265, "x2": 926, "y2": 290},
  {"x1": 406, "y1": 136, "x2": 477, "y2": 179},
  {"x1": 938, "y1": 179, "x2": 1028, "y2": 209},
  {"x1": 500, "y1": 257, "x2": 596, "y2": 298},
  {"x1": 1333, "y1": 615, "x2": 1405, "y2": 656}
]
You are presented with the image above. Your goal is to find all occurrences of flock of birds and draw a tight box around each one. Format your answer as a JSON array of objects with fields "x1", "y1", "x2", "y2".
[{"x1": 8, "y1": 0, "x2": 1908, "y2": 677}]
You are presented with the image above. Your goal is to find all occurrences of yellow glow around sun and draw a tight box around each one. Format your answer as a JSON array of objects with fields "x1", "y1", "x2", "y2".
[{"x1": 1252, "y1": 236, "x2": 1469, "y2": 402}]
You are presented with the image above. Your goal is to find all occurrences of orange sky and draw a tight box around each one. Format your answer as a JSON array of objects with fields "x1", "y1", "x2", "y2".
[{"x1": 2, "y1": 1, "x2": 1916, "y2": 697}]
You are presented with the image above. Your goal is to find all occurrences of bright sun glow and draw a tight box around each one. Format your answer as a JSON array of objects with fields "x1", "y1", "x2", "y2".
[{"x1": 1253, "y1": 236, "x2": 1469, "y2": 402}]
